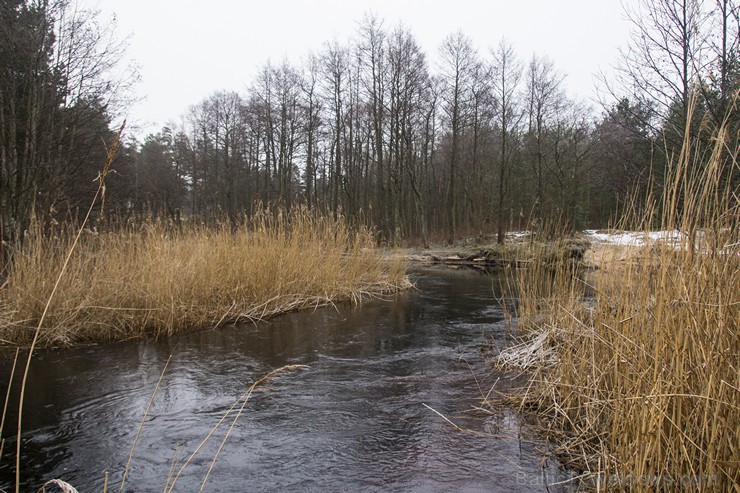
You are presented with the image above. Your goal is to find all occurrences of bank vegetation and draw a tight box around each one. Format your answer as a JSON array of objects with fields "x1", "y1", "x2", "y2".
[
  {"x1": 0, "y1": 209, "x2": 409, "y2": 347},
  {"x1": 496, "y1": 97, "x2": 739, "y2": 491}
]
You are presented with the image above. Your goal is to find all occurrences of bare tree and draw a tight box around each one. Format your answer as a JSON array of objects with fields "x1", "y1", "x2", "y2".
[
  {"x1": 299, "y1": 53, "x2": 322, "y2": 210},
  {"x1": 357, "y1": 14, "x2": 388, "y2": 234},
  {"x1": 385, "y1": 23, "x2": 431, "y2": 244},
  {"x1": 270, "y1": 62, "x2": 301, "y2": 207},
  {"x1": 616, "y1": 0, "x2": 708, "y2": 140},
  {"x1": 702, "y1": 0, "x2": 740, "y2": 123},
  {"x1": 524, "y1": 54, "x2": 565, "y2": 224},
  {"x1": 491, "y1": 38, "x2": 522, "y2": 243},
  {"x1": 438, "y1": 31, "x2": 479, "y2": 244},
  {"x1": 461, "y1": 60, "x2": 494, "y2": 231},
  {"x1": 545, "y1": 100, "x2": 594, "y2": 229},
  {"x1": 321, "y1": 40, "x2": 349, "y2": 218}
]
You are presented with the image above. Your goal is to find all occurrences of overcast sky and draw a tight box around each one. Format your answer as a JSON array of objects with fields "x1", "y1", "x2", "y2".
[{"x1": 92, "y1": 0, "x2": 637, "y2": 138}]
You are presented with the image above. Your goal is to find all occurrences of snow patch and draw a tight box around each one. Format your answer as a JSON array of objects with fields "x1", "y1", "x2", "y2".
[
  {"x1": 506, "y1": 231, "x2": 531, "y2": 239},
  {"x1": 584, "y1": 229, "x2": 688, "y2": 247}
]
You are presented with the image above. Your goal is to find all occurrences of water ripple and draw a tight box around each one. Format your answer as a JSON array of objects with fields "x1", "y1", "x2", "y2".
[{"x1": 0, "y1": 267, "x2": 574, "y2": 492}]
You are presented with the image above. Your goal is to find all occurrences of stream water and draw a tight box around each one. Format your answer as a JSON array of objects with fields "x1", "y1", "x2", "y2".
[{"x1": 0, "y1": 266, "x2": 574, "y2": 492}]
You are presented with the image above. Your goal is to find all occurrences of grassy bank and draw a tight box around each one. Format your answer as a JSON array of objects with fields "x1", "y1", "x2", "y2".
[
  {"x1": 496, "y1": 104, "x2": 739, "y2": 490},
  {"x1": 0, "y1": 209, "x2": 409, "y2": 346}
]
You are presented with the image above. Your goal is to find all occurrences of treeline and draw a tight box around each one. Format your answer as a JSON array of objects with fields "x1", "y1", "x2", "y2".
[
  {"x1": 127, "y1": 28, "x2": 629, "y2": 246},
  {"x1": 2, "y1": 1, "x2": 738, "y2": 258},
  {"x1": 0, "y1": 0, "x2": 134, "y2": 262}
]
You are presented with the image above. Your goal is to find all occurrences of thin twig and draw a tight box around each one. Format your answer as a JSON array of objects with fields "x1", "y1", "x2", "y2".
[
  {"x1": 199, "y1": 365, "x2": 307, "y2": 492},
  {"x1": 166, "y1": 365, "x2": 307, "y2": 493},
  {"x1": 14, "y1": 122, "x2": 124, "y2": 492},
  {"x1": 119, "y1": 354, "x2": 172, "y2": 492},
  {"x1": 422, "y1": 403, "x2": 463, "y2": 432},
  {"x1": 0, "y1": 348, "x2": 19, "y2": 460}
]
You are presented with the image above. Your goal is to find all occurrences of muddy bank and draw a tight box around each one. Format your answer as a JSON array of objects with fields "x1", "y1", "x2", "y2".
[{"x1": 390, "y1": 234, "x2": 592, "y2": 270}]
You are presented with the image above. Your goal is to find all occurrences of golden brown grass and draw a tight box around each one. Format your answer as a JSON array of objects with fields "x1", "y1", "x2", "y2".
[
  {"x1": 0, "y1": 208, "x2": 409, "y2": 347},
  {"x1": 496, "y1": 97, "x2": 739, "y2": 491}
]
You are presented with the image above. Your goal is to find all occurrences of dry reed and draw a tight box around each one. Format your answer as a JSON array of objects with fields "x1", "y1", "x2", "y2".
[
  {"x1": 497, "y1": 96, "x2": 739, "y2": 491},
  {"x1": 0, "y1": 209, "x2": 409, "y2": 347}
]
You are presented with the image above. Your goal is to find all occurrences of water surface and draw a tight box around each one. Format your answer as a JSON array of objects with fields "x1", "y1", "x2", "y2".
[{"x1": 0, "y1": 266, "x2": 571, "y2": 492}]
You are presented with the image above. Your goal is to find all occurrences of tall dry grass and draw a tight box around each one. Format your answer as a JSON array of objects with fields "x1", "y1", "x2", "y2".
[
  {"x1": 0, "y1": 208, "x2": 409, "y2": 346},
  {"x1": 498, "y1": 98, "x2": 739, "y2": 491}
]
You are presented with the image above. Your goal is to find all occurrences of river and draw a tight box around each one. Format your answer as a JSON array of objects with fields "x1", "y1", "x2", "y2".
[{"x1": 0, "y1": 266, "x2": 573, "y2": 492}]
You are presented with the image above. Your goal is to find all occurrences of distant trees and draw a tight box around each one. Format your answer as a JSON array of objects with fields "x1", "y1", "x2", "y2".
[
  {"x1": 608, "y1": 0, "x2": 739, "y2": 220},
  {"x1": 438, "y1": 31, "x2": 479, "y2": 244},
  {"x1": 135, "y1": 129, "x2": 187, "y2": 219},
  {"x1": 386, "y1": 26, "x2": 432, "y2": 246},
  {"x1": 588, "y1": 98, "x2": 656, "y2": 221},
  {"x1": 491, "y1": 39, "x2": 522, "y2": 244},
  {"x1": 321, "y1": 40, "x2": 348, "y2": 219},
  {"x1": 358, "y1": 14, "x2": 387, "y2": 235},
  {"x1": 6, "y1": 3, "x2": 731, "y2": 255},
  {"x1": 613, "y1": 0, "x2": 739, "y2": 145},
  {"x1": 126, "y1": 21, "x2": 622, "y2": 240},
  {"x1": 0, "y1": 0, "x2": 133, "y2": 265},
  {"x1": 523, "y1": 54, "x2": 566, "y2": 226},
  {"x1": 619, "y1": 0, "x2": 707, "y2": 138},
  {"x1": 298, "y1": 53, "x2": 322, "y2": 211}
]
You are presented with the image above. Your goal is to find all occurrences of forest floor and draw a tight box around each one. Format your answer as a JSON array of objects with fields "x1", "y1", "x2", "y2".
[
  {"x1": 388, "y1": 230, "x2": 590, "y2": 269},
  {"x1": 389, "y1": 229, "x2": 687, "y2": 271}
]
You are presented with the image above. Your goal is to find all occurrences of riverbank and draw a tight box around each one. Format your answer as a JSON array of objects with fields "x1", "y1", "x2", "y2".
[
  {"x1": 510, "y1": 233, "x2": 737, "y2": 488},
  {"x1": 389, "y1": 232, "x2": 591, "y2": 270},
  {"x1": 489, "y1": 111, "x2": 739, "y2": 490},
  {"x1": 0, "y1": 211, "x2": 410, "y2": 347}
]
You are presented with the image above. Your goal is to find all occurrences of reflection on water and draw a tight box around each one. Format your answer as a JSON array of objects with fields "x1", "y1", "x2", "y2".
[{"x1": 0, "y1": 266, "x2": 572, "y2": 492}]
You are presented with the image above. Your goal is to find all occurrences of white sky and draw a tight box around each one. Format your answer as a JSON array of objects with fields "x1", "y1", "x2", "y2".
[{"x1": 91, "y1": 0, "x2": 637, "y2": 138}]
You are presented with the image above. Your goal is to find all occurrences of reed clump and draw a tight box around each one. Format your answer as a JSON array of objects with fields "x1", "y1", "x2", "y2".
[
  {"x1": 497, "y1": 100, "x2": 739, "y2": 491},
  {"x1": 0, "y1": 208, "x2": 409, "y2": 346}
]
